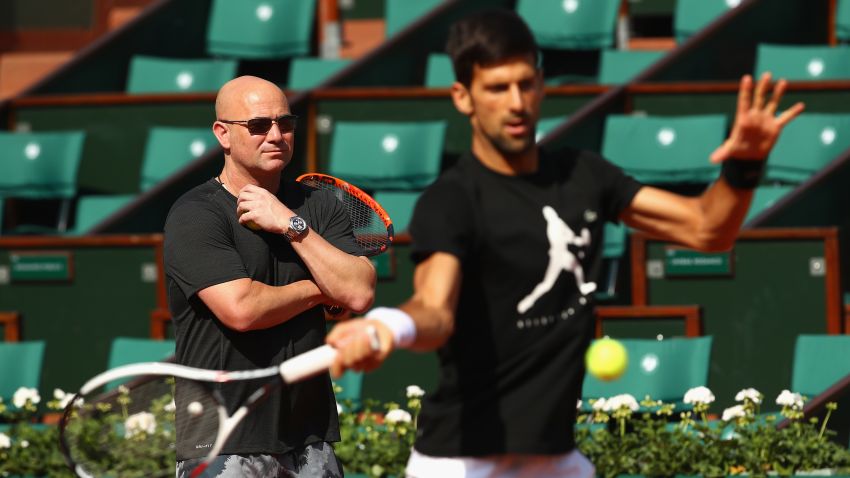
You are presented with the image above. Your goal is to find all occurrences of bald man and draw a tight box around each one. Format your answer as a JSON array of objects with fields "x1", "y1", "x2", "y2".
[{"x1": 164, "y1": 76, "x2": 376, "y2": 477}]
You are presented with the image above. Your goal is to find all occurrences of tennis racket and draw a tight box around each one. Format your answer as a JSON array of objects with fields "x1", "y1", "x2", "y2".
[
  {"x1": 297, "y1": 173, "x2": 394, "y2": 315},
  {"x1": 58, "y1": 344, "x2": 349, "y2": 478}
]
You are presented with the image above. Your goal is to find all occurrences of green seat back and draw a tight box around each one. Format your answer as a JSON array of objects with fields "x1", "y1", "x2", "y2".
[
  {"x1": 71, "y1": 195, "x2": 136, "y2": 235},
  {"x1": 603, "y1": 222, "x2": 627, "y2": 259},
  {"x1": 598, "y1": 50, "x2": 665, "y2": 84},
  {"x1": 766, "y1": 113, "x2": 850, "y2": 184},
  {"x1": 373, "y1": 190, "x2": 421, "y2": 233},
  {"x1": 385, "y1": 0, "x2": 443, "y2": 38},
  {"x1": 601, "y1": 115, "x2": 727, "y2": 184},
  {"x1": 792, "y1": 335, "x2": 850, "y2": 397},
  {"x1": 287, "y1": 58, "x2": 352, "y2": 90},
  {"x1": 838, "y1": 0, "x2": 850, "y2": 43},
  {"x1": 333, "y1": 370, "x2": 364, "y2": 410},
  {"x1": 126, "y1": 56, "x2": 237, "y2": 94},
  {"x1": 424, "y1": 54, "x2": 455, "y2": 88},
  {"x1": 141, "y1": 127, "x2": 217, "y2": 192},
  {"x1": 207, "y1": 0, "x2": 316, "y2": 59},
  {"x1": 329, "y1": 121, "x2": 446, "y2": 190},
  {"x1": 0, "y1": 341, "x2": 46, "y2": 403},
  {"x1": 744, "y1": 186, "x2": 794, "y2": 224},
  {"x1": 107, "y1": 337, "x2": 176, "y2": 370},
  {"x1": 674, "y1": 0, "x2": 742, "y2": 44},
  {"x1": 0, "y1": 131, "x2": 85, "y2": 199},
  {"x1": 755, "y1": 44, "x2": 850, "y2": 81},
  {"x1": 536, "y1": 116, "x2": 569, "y2": 142},
  {"x1": 517, "y1": 0, "x2": 620, "y2": 49},
  {"x1": 582, "y1": 336, "x2": 713, "y2": 404}
]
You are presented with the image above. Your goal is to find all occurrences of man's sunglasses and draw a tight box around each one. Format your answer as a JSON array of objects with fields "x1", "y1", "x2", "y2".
[{"x1": 218, "y1": 114, "x2": 298, "y2": 135}]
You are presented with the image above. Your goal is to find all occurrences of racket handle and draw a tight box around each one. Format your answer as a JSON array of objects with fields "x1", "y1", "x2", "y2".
[{"x1": 279, "y1": 345, "x2": 337, "y2": 383}]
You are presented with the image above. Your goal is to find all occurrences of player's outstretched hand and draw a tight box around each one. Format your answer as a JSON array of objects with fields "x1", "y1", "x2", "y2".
[
  {"x1": 709, "y1": 73, "x2": 805, "y2": 164},
  {"x1": 326, "y1": 318, "x2": 394, "y2": 378}
]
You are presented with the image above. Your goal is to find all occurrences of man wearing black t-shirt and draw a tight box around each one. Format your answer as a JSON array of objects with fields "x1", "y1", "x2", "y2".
[
  {"x1": 164, "y1": 76, "x2": 376, "y2": 477},
  {"x1": 328, "y1": 8, "x2": 804, "y2": 477}
]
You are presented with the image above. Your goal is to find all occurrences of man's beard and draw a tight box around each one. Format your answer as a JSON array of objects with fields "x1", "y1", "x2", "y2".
[{"x1": 490, "y1": 126, "x2": 537, "y2": 158}]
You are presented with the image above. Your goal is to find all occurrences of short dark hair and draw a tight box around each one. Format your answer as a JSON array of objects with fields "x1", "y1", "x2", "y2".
[{"x1": 446, "y1": 8, "x2": 539, "y2": 87}]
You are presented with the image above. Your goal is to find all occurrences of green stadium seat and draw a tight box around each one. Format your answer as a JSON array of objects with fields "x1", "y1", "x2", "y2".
[
  {"x1": 126, "y1": 56, "x2": 237, "y2": 94},
  {"x1": 743, "y1": 186, "x2": 794, "y2": 225},
  {"x1": 333, "y1": 370, "x2": 364, "y2": 411},
  {"x1": 674, "y1": 0, "x2": 743, "y2": 44},
  {"x1": 329, "y1": 121, "x2": 446, "y2": 190},
  {"x1": 597, "y1": 222, "x2": 628, "y2": 300},
  {"x1": 838, "y1": 0, "x2": 850, "y2": 43},
  {"x1": 0, "y1": 341, "x2": 46, "y2": 404},
  {"x1": 791, "y1": 335, "x2": 850, "y2": 397},
  {"x1": 598, "y1": 50, "x2": 665, "y2": 84},
  {"x1": 385, "y1": 0, "x2": 444, "y2": 38},
  {"x1": 287, "y1": 58, "x2": 352, "y2": 90},
  {"x1": 424, "y1": 53, "x2": 454, "y2": 88},
  {"x1": 106, "y1": 337, "x2": 176, "y2": 390},
  {"x1": 601, "y1": 114, "x2": 727, "y2": 184},
  {"x1": 140, "y1": 127, "x2": 217, "y2": 192},
  {"x1": 582, "y1": 336, "x2": 713, "y2": 410},
  {"x1": 206, "y1": 0, "x2": 316, "y2": 59},
  {"x1": 536, "y1": 116, "x2": 568, "y2": 142},
  {"x1": 765, "y1": 113, "x2": 850, "y2": 184},
  {"x1": 755, "y1": 44, "x2": 850, "y2": 81},
  {"x1": 373, "y1": 190, "x2": 421, "y2": 233},
  {"x1": 516, "y1": 0, "x2": 621, "y2": 50},
  {"x1": 70, "y1": 195, "x2": 136, "y2": 235}
]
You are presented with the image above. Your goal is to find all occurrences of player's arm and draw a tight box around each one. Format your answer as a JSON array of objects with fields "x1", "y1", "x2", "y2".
[
  {"x1": 620, "y1": 73, "x2": 804, "y2": 251},
  {"x1": 326, "y1": 251, "x2": 462, "y2": 377}
]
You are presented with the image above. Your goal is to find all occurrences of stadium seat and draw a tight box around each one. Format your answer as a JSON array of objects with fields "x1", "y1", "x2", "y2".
[
  {"x1": 0, "y1": 131, "x2": 86, "y2": 232},
  {"x1": 287, "y1": 58, "x2": 352, "y2": 90},
  {"x1": 598, "y1": 50, "x2": 665, "y2": 84},
  {"x1": 106, "y1": 337, "x2": 175, "y2": 390},
  {"x1": 0, "y1": 341, "x2": 46, "y2": 404},
  {"x1": 755, "y1": 44, "x2": 850, "y2": 81},
  {"x1": 206, "y1": 0, "x2": 316, "y2": 59},
  {"x1": 597, "y1": 222, "x2": 628, "y2": 300},
  {"x1": 601, "y1": 114, "x2": 727, "y2": 184},
  {"x1": 140, "y1": 127, "x2": 217, "y2": 192},
  {"x1": 791, "y1": 335, "x2": 850, "y2": 397},
  {"x1": 333, "y1": 370, "x2": 364, "y2": 411},
  {"x1": 424, "y1": 53, "x2": 454, "y2": 88},
  {"x1": 385, "y1": 0, "x2": 444, "y2": 38},
  {"x1": 328, "y1": 121, "x2": 446, "y2": 190},
  {"x1": 674, "y1": 0, "x2": 743, "y2": 44},
  {"x1": 744, "y1": 186, "x2": 794, "y2": 224},
  {"x1": 582, "y1": 336, "x2": 713, "y2": 410},
  {"x1": 516, "y1": 0, "x2": 621, "y2": 49},
  {"x1": 373, "y1": 190, "x2": 421, "y2": 233},
  {"x1": 70, "y1": 195, "x2": 135, "y2": 235},
  {"x1": 765, "y1": 113, "x2": 850, "y2": 184},
  {"x1": 536, "y1": 116, "x2": 569, "y2": 142},
  {"x1": 126, "y1": 56, "x2": 237, "y2": 94},
  {"x1": 838, "y1": 0, "x2": 850, "y2": 43}
]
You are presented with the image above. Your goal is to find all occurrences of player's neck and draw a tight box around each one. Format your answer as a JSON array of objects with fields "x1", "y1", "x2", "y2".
[
  {"x1": 219, "y1": 164, "x2": 280, "y2": 195},
  {"x1": 471, "y1": 136, "x2": 538, "y2": 176}
]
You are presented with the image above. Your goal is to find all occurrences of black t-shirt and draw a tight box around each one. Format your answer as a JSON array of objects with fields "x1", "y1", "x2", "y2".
[
  {"x1": 410, "y1": 149, "x2": 642, "y2": 457},
  {"x1": 164, "y1": 178, "x2": 361, "y2": 460}
]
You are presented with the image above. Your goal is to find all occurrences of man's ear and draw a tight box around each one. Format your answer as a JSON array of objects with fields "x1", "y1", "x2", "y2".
[
  {"x1": 212, "y1": 122, "x2": 230, "y2": 150},
  {"x1": 451, "y1": 82, "x2": 473, "y2": 116}
]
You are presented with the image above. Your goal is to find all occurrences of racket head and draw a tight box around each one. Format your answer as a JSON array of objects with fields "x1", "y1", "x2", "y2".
[{"x1": 296, "y1": 173, "x2": 394, "y2": 257}]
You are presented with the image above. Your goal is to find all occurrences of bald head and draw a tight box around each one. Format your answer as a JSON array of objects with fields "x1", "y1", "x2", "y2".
[{"x1": 215, "y1": 76, "x2": 289, "y2": 120}]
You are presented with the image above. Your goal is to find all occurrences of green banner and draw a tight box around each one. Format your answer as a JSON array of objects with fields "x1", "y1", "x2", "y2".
[
  {"x1": 10, "y1": 252, "x2": 72, "y2": 282},
  {"x1": 664, "y1": 248, "x2": 732, "y2": 277}
]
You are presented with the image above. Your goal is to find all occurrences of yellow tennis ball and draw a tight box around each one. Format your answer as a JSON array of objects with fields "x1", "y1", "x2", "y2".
[{"x1": 585, "y1": 338, "x2": 628, "y2": 381}]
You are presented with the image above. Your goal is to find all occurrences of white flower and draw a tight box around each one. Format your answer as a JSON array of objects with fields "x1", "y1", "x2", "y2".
[
  {"x1": 603, "y1": 394, "x2": 639, "y2": 412},
  {"x1": 19, "y1": 440, "x2": 29, "y2": 449},
  {"x1": 53, "y1": 389, "x2": 75, "y2": 409},
  {"x1": 12, "y1": 387, "x2": 40, "y2": 408},
  {"x1": 164, "y1": 400, "x2": 176, "y2": 413},
  {"x1": 591, "y1": 398, "x2": 607, "y2": 411},
  {"x1": 118, "y1": 385, "x2": 130, "y2": 395},
  {"x1": 385, "y1": 409, "x2": 412, "y2": 424},
  {"x1": 776, "y1": 389, "x2": 804, "y2": 409},
  {"x1": 336, "y1": 402, "x2": 343, "y2": 415},
  {"x1": 124, "y1": 412, "x2": 156, "y2": 438},
  {"x1": 406, "y1": 385, "x2": 425, "y2": 398},
  {"x1": 0, "y1": 433, "x2": 10, "y2": 449},
  {"x1": 735, "y1": 388, "x2": 762, "y2": 404},
  {"x1": 722, "y1": 404, "x2": 746, "y2": 421},
  {"x1": 576, "y1": 399, "x2": 582, "y2": 410},
  {"x1": 683, "y1": 386, "x2": 715, "y2": 405}
]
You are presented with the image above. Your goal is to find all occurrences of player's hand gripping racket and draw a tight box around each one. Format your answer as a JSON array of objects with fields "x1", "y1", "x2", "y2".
[
  {"x1": 296, "y1": 173, "x2": 394, "y2": 315},
  {"x1": 58, "y1": 344, "x2": 344, "y2": 478}
]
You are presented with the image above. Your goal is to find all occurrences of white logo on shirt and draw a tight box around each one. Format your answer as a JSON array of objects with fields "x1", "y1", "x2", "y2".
[{"x1": 517, "y1": 206, "x2": 596, "y2": 314}]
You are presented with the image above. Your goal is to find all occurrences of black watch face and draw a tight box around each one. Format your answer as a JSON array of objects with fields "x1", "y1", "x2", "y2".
[{"x1": 291, "y1": 216, "x2": 308, "y2": 233}]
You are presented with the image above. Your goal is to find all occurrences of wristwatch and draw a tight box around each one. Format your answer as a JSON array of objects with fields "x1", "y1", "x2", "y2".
[{"x1": 284, "y1": 215, "x2": 308, "y2": 241}]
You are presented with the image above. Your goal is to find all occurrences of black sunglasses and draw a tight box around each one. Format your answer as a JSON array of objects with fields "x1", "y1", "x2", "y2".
[{"x1": 218, "y1": 114, "x2": 298, "y2": 135}]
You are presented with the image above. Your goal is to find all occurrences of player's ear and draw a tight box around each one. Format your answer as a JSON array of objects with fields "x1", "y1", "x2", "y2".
[
  {"x1": 213, "y1": 121, "x2": 231, "y2": 150},
  {"x1": 451, "y1": 82, "x2": 473, "y2": 116}
]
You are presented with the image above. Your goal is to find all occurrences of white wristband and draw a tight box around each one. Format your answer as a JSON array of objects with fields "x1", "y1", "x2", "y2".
[{"x1": 366, "y1": 307, "x2": 416, "y2": 349}]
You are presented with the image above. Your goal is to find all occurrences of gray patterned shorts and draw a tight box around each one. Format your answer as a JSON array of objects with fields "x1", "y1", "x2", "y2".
[{"x1": 176, "y1": 441, "x2": 344, "y2": 478}]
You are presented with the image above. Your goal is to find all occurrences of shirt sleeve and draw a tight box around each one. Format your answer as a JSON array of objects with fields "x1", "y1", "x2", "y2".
[
  {"x1": 409, "y1": 178, "x2": 476, "y2": 264},
  {"x1": 164, "y1": 200, "x2": 249, "y2": 299},
  {"x1": 588, "y1": 153, "x2": 644, "y2": 223}
]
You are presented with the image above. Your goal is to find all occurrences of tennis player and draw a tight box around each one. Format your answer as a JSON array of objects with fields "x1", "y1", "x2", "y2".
[{"x1": 327, "y1": 8, "x2": 803, "y2": 478}]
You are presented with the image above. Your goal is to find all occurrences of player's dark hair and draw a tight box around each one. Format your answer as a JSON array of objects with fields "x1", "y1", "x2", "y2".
[{"x1": 446, "y1": 8, "x2": 539, "y2": 87}]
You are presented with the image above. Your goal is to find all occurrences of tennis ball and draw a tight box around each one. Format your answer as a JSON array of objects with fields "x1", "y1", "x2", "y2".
[
  {"x1": 187, "y1": 401, "x2": 204, "y2": 417},
  {"x1": 585, "y1": 338, "x2": 628, "y2": 381}
]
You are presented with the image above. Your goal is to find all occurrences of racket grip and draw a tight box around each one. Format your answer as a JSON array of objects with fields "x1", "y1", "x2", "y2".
[{"x1": 279, "y1": 345, "x2": 337, "y2": 383}]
